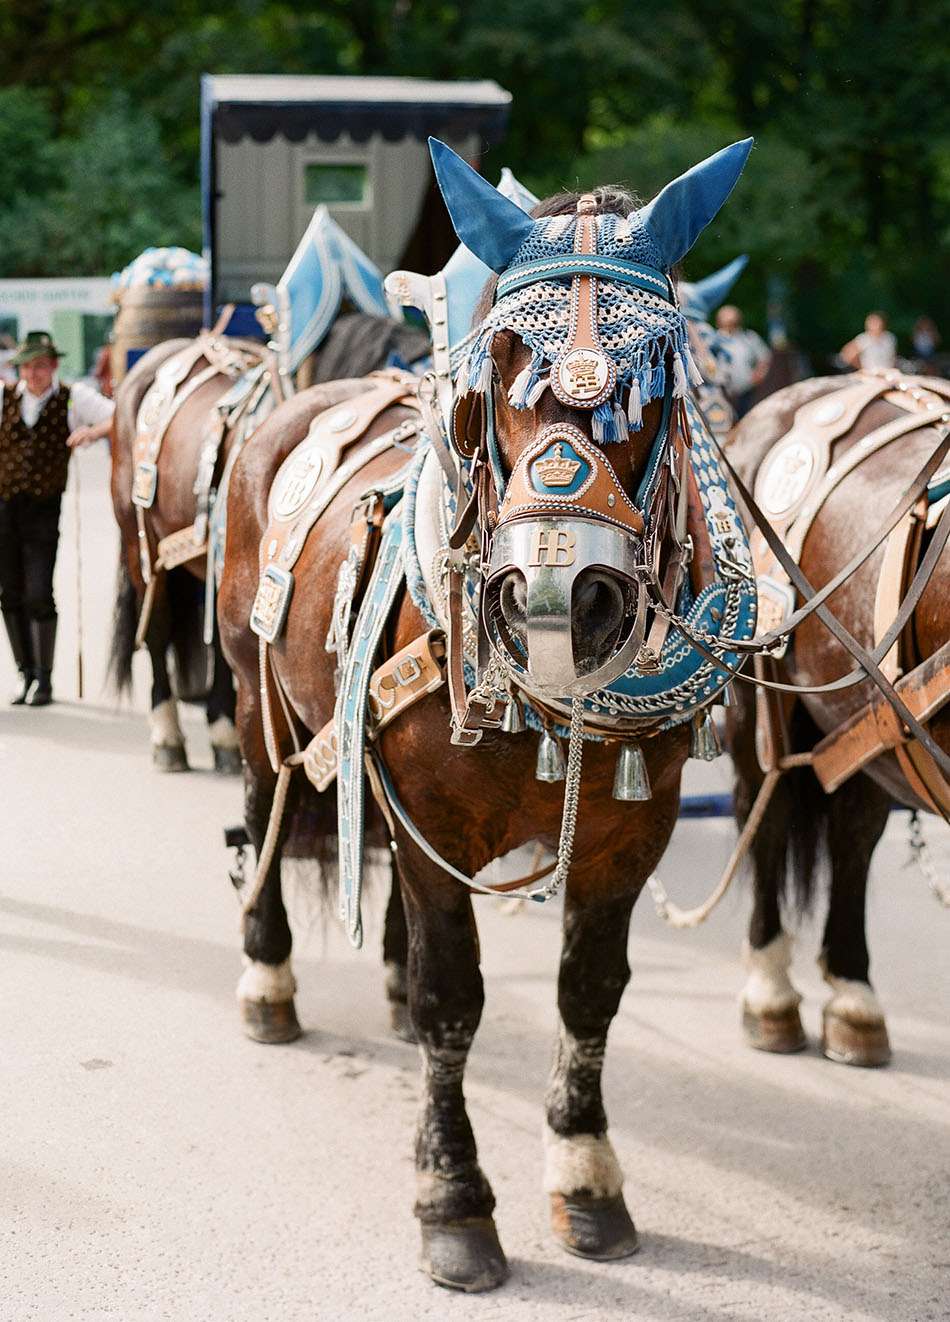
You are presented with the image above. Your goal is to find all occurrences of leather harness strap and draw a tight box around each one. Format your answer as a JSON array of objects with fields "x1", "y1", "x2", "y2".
[
  {"x1": 663, "y1": 435, "x2": 950, "y2": 791},
  {"x1": 811, "y1": 641, "x2": 950, "y2": 794},
  {"x1": 298, "y1": 629, "x2": 448, "y2": 792}
]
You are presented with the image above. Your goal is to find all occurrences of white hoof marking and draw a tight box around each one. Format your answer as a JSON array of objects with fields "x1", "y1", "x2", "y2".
[
  {"x1": 150, "y1": 698, "x2": 185, "y2": 748},
  {"x1": 209, "y1": 715, "x2": 240, "y2": 751},
  {"x1": 237, "y1": 958, "x2": 296, "y2": 1005},
  {"x1": 823, "y1": 975, "x2": 885, "y2": 1026},
  {"x1": 543, "y1": 1125, "x2": 623, "y2": 1199},
  {"x1": 741, "y1": 931, "x2": 802, "y2": 1015}
]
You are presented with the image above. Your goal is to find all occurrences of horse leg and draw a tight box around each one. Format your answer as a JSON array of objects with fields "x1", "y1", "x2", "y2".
[
  {"x1": 741, "y1": 803, "x2": 806, "y2": 1054},
  {"x1": 382, "y1": 863, "x2": 415, "y2": 1043},
  {"x1": 145, "y1": 577, "x2": 188, "y2": 772},
  {"x1": 544, "y1": 890, "x2": 639, "y2": 1260},
  {"x1": 206, "y1": 624, "x2": 241, "y2": 775},
  {"x1": 237, "y1": 760, "x2": 301, "y2": 1044},
  {"x1": 820, "y1": 775, "x2": 891, "y2": 1067},
  {"x1": 399, "y1": 846, "x2": 507, "y2": 1293},
  {"x1": 730, "y1": 698, "x2": 806, "y2": 1053}
]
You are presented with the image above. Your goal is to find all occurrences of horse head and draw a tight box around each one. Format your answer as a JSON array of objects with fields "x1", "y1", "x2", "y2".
[{"x1": 430, "y1": 136, "x2": 753, "y2": 698}]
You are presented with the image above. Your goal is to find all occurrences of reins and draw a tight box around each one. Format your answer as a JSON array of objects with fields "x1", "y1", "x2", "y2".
[{"x1": 641, "y1": 419, "x2": 950, "y2": 792}]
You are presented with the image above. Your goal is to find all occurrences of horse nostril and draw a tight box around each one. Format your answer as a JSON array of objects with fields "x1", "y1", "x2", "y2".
[
  {"x1": 498, "y1": 571, "x2": 528, "y2": 642},
  {"x1": 572, "y1": 570, "x2": 626, "y2": 674}
]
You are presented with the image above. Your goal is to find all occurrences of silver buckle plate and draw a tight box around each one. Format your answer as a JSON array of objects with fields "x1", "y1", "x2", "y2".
[
  {"x1": 131, "y1": 461, "x2": 158, "y2": 509},
  {"x1": 250, "y1": 564, "x2": 294, "y2": 642}
]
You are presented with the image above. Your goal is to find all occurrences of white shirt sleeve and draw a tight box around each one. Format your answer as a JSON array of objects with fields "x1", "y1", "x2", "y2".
[{"x1": 67, "y1": 380, "x2": 115, "y2": 430}]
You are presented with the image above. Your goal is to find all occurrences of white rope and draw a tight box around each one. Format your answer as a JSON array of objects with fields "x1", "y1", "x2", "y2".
[
  {"x1": 647, "y1": 765, "x2": 784, "y2": 928},
  {"x1": 240, "y1": 762, "x2": 294, "y2": 925}
]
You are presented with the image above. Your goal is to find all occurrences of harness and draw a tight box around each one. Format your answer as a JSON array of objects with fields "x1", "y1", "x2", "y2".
[
  {"x1": 240, "y1": 211, "x2": 950, "y2": 943},
  {"x1": 130, "y1": 330, "x2": 286, "y2": 645}
]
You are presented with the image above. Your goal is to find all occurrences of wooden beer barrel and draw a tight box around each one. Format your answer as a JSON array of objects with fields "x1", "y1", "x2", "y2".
[{"x1": 111, "y1": 287, "x2": 204, "y2": 384}]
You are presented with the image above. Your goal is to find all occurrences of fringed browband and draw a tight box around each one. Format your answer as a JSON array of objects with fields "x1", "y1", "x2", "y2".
[{"x1": 454, "y1": 202, "x2": 702, "y2": 443}]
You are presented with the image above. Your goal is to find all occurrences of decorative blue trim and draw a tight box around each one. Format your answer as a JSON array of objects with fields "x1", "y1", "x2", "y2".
[{"x1": 496, "y1": 255, "x2": 672, "y2": 302}]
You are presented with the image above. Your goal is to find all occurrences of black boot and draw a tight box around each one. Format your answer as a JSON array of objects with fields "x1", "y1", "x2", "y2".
[
  {"x1": 2, "y1": 610, "x2": 34, "y2": 705},
  {"x1": 25, "y1": 616, "x2": 56, "y2": 707}
]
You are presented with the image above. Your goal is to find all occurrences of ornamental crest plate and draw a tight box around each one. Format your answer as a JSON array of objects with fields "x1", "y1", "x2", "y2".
[
  {"x1": 757, "y1": 440, "x2": 815, "y2": 517},
  {"x1": 529, "y1": 441, "x2": 592, "y2": 498},
  {"x1": 271, "y1": 447, "x2": 324, "y2": 522},
  {"x1": 551, "y1": 347, "x2": 615, "y2": 408}
]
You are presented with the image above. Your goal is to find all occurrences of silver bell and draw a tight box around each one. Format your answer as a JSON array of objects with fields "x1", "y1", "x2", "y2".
[
  {"x1": 720, "y1": 682, "x2": 734, "y2": 708},
  {"x1": 612, "y1": 742, "x2": 651, "y2": 801},
  {"x1": 502, "y1": 694, "x2": 526, "y2": 735},
  {"x1": 690, "y1": 710, "x2": 723, "y2": 761},
  {"x1": 536, "y1": 729, "x2": 566, "y2": 782}
]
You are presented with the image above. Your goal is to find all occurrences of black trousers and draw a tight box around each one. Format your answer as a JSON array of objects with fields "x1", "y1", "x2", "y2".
[{"x1": 0, "y1": 494, "x2": 62, "y2": 622}]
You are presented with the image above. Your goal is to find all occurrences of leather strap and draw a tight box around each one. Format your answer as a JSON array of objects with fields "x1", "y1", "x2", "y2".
[
  {"x1": 658, "y1": 438, "x2": 950, "y2": 792},
  {"x1": 300, "y1": 630, "x2": 447, "y2": 792},
  {"x1": 812, "y1": 640, "x2": 950, "y2": 793}
]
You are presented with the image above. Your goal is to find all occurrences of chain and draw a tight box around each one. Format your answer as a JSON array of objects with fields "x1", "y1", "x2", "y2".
[
  {"x1": 467, "y1": 654, "x2": 509, "y2": 710},
  {"x1": 906, "y1": 810, "x2": 950, "y2": 907},
  {"x1": 544, "y1": 697, "x2": 585, "y2": 899}
]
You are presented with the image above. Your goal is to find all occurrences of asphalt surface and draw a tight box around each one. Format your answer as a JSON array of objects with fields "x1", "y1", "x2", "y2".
[{"x1": 1, "y1": 447, "x2": 948, "y2": 1322}]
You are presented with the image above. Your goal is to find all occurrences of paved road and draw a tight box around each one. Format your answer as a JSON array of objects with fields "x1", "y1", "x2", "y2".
[{"x1": 1, "y1": 449, "x2": 948, "y2": 1321}]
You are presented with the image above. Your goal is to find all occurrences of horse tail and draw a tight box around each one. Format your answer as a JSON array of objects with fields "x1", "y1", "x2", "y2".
[
  {"x1": 732, "y1": 698, "x2": 828, "y2": 918},
  {"x1": 108, "y1": 549, "x2": 139, "y2": 697},
  {"x1": 783, "y1": 708, "x2": 829, "y2": 916},
  {"x1": 166, "y1": 567, "x2": 211, "y2": 703}
]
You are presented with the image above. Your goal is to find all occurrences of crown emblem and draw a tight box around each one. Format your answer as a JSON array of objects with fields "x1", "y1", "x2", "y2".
[{"x1": 535, "y1": 443, "x2": 583, "y2": 488}]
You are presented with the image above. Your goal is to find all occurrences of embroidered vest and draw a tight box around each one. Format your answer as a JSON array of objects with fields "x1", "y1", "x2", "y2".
[{"x1": 0, "y1": 385, "x2": 71, "y2": 500}]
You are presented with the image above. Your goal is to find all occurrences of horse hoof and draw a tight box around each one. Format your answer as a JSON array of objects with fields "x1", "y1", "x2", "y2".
[
  {"x1": 742, "y1": 1004, "x2": 807, "y2": 1054},
  {"x1": 153, "y1": 743, "x2": 188, "y2": 773},
  {"x1": 240, "y1": 998, "x2": 301, "y2": 1045},
  {"x1": 389, "y1": 1000, "x2": 417, "y2": 1044},
  {"x1": 420, "y1": 1219, "x2": 509, "y2": 1293},
  {"x1": 549, "y1": 1192, "x2": 639, "y2": 1261},
  {"x1": 213, "y1": 745, "x2": 243, "y2": 776},
  {"x1": 822, "y1": 1009, "x2": 890, "y2": 1068}
]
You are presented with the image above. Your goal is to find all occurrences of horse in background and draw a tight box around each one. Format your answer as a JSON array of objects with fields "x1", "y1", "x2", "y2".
[
  {"x1": 109, "y1": 311, "x2": 428, "y2": 771},
  {"x1": 726, "y1": 370, "x2": 950, "y2": 1066}
]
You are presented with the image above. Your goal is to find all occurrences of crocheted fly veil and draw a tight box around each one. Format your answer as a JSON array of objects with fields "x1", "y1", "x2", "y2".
[{"x1": 430, "y1": 137, "x2": 753, "y2": 441}]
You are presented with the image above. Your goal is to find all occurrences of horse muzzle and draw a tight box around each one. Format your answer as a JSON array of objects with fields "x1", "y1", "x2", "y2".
[{"x1": 484, "y1": 516, "x2": 646, "y2": 697}]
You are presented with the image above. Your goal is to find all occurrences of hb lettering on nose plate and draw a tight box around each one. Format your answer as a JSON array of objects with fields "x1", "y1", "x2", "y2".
[{"x1": 528, "y1": 528, "x2": 577, "y2": 567}]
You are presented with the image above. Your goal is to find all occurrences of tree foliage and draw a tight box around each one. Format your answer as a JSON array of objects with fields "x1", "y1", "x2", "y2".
[{"x1": 0, "y1": 0, "x2": 948, "y2": 349}]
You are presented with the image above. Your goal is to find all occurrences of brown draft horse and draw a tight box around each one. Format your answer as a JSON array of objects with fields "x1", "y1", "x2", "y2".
[
  {"x1": 727, "y1": 372, "x2": 950, "y2": 1067},
  {"x1": 110, "y1": 336, "x2": 264, "y2": 771},
  {"x1": 219, "y1": 136, "x2": 755, "y2": 1292},
  {"x1": 110, "y1": 316, "x2": 426, "y2": 771}
]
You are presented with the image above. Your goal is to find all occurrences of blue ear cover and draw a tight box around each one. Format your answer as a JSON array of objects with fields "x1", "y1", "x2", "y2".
[
  {"x1": 639, "y1": 138, "x2": 754, "y2": 269},
  {"x1": 681, "y1": 254, "x2": 749, "y2": 319},
  {"x1": 429, "y1": 137, "x2": 536, "y2": 274},
  {"x1": 442, "y1": 168, "x2": 540, "y2": 346}
]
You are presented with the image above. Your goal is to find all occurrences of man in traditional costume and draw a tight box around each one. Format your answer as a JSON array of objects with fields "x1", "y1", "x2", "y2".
[{"x1": 0, "y1": 331, "x2": 114, "y2": 705}]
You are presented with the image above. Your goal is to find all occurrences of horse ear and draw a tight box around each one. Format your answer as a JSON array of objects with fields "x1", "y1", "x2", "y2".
[
  {"x1": 692, "y1": 253, "x2": 749, "y2": 315},
  {"x1": 429, "y1": 138, "x2": 536, "y2": 274},
  {"x1": 639, "y1": 139, "x2": 754, "y2": 269}
]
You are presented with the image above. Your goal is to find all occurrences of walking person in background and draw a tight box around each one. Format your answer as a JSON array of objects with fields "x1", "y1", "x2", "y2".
[
  {"x1": 714, "y1": 303, "x2": 772, "y2": 418},
  {"x1": 839, "y1": 311, "x2": 897, "y2": 371},
  {"x1": 0, "y1": 331, "x2": 114, "y2": 706},
  {"x1": 911, "y1": 316, "x2": 940, "y2": 364}
]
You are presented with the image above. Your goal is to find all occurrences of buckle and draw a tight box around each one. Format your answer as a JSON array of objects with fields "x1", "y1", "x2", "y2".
[
  {"x1": 394, "y1": 655, "x2": 423, "y2": 687},
  {"x1": 132, "y1": 461, "x2": 158, "y2": 509},
  {"x1": 250, "y1": 564, "x2": 294, "y2": 643}
]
